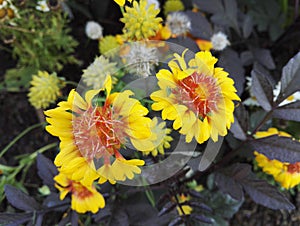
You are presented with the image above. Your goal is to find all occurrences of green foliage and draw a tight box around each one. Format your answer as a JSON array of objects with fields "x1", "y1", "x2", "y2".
[{"x1": 0, "y1": 2, "x2": 79, "y2": 73}]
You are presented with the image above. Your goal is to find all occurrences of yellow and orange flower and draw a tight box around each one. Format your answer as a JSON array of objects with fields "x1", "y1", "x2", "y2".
[
  {"x1": 54, "y1": 172, "x2": 105, "y2": 213},
  {"x1": 45, "y1": 77, "x2": 153, "y2": 185},
  {"x1": 254, "y1": 128, "x2": 300, "y2": 189},
  {"x1": 150, "y1": 50, "x2": 240, "y2": 144}
]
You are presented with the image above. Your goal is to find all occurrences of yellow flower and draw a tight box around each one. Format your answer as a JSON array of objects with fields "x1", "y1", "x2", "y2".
[
  {"x1": 163, "y1": 0, "x2": 185, "y2": 16},
  {"x1": 143, "y1": 117, "x2": 173, "y2": 156},
  {"x1": 99, "y1": 35, "x2": 120, "y2": 58},
  {"x1": 150, "y1": 50, "x2": 240, "y2": 144},
  {"x1": 82, "y1": 55, "x2": 118, "y2": 90},
  {"x1": 44, "y1": 77, "x2": 153, "y2": 185},
  {"x1": 28, "y1": 71, "x2": 65, "y2": 109},
  {"x1": 176, "y1": 194, "x2": 192, "y2": 215},
  {"x1": 254, "y1": 128, "x2": 300, "y2": 189},
  {"x1": 114, "y1": 0, "x2": 132, "y2": 7},
  {"x1": 120, "y1": 0, "x2": 163, "y2": 41},
  {"x1": 54, "y1": 172, "x2": 105, "y2": 213}
]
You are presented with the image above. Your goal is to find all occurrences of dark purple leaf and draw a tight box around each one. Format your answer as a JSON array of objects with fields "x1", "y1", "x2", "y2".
[
  {"x1": 242, "y1": 179, "x2": 295, "y2": 210},
  {"x1": 35, "y1": 214, "x2": 44, "y2": 226},
  {"x1": 230, "y1": 105, "x2": 248, "y2": 140},
  {"x1": 250, "y1": 135, "x2": 300, "y2": 163},
  {"x1": 190, "y1": 213, "x2": 214, "y2": 224},
  {"x1": 240, "y1": 51, "x2": 253, "y2": 66},
  {"x1": 277, "y1": 52, "x2": 300, "y2": 103},
  {"x1": 71, "y1": 211, "x2": 78, "y2": 226},
  {"x1": 93, "y1": 205, "x2": 111, "y2": 222},
  {"x1": 0, "y1": 213, "x2": 32, "y2": 226},
  {"x1": 184, "y1": 11, "x2": 213, "y2": 39},
  {"x1": 272, "y1": 101, "x2": 300, "y2": 122},
  {"x1": 5, "y1": 185, "x2": 41, "y2": 211},
  {"x1": 188, "y1": 201, "x2": 213, "y2": 212},
  {"x1": 192, "y1": 0, "x2": 223, "y2": 14},
  {"x1": 109, "y1": 207, "x2": 129, "y2": 226},
  {"x1": 242, "y1": 14, "x2": 253, "y2": 38},
  {"x1": 188, "y1": 190, "x2": 205, "y2": 200},
  {"x1": 167, "y1": 37, "x2": 200, "y2": 54},
  {"x1": 218, "y1": 48, "x2": 245, "y2": 96},
  {"x1": 158, "y1": 202, "x2": 177, "y2": 217},
  {"x1": 37, "y1": 154, "x2": 58, "y2": 191},
  {"x1": 168, "y1": 217, "x2": 183, "y2": 226},
  {"x1": 253, "y1": 48, "x2": 275, "y2": 70},
  {"x1": 43, "y1": 193, "x2": 69, "y2": 211},
  {"x1": 251, "y1": 67, "x2": 273, "y2": 111},
  {"x1": 214, "y1": 165, "x2": 245, "y2": 201},
  {"x1": 215, "y1": 163, "x2": 295, "y2": 210}
]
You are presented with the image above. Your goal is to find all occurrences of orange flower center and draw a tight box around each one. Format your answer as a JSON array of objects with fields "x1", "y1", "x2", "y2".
[
  {"x1": 70, "y1": 180, "x2": 93, "y2": 199},
  {"x1": 72, "y1": 104, "x2": 125, "y2": 163},
  {"x1": 287, "y1": 162, "x2": 300, "y2": 174},
  {"x1": 172, "y1": 72, "x2": 221, "y2": 119}
]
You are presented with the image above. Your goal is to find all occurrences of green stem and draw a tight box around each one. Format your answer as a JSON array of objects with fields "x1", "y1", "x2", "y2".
[{"x1": 0, "y1": 122, "x2": 46, "y2": 158}]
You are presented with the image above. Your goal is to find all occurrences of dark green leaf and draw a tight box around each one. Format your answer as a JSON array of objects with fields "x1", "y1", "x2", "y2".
[
  {"x1": 184, "y1": 11, "x2": 212, "y2": 39},
  {"x1": 272, "y1": 101, "x2": 300, "y2": 122},
  {"x1": 5, "y1": 185, "x2": 41, "y2": 211},
  {"x1": 251, "y1": 66, "x2": 273, "y2": 111},
  {"x1": 277, "y1": 52, "x2": 300, "y2": 103},
  {"x1": 250, "y1": 135, "x2": 300, "y2": 163}
]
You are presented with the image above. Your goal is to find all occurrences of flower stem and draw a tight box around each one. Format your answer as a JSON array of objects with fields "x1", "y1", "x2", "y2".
[{"x1": 0, "y1": 122, "x2": 46, "y2": 158}]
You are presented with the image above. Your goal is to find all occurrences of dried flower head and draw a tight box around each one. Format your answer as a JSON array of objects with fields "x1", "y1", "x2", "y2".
[
  {"x1": 85, "y1": 21, "x2": 103, "y2": 40},
  {"x1": 123, "y1": 42, "x2": 158, "y2": 77},
  {"x1": 82, "y1": 55, "x2": 118, "y2": 90},
  {"x1": 166, "y1": 12, "x2": 191, "y2": 37},
  {"x1": 211, "y1": 32, "x2": 230, "y2": 51}
]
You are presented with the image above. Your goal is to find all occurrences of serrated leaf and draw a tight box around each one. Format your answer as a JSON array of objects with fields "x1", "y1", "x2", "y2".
[
  {"x1": 253, "y1": 48, "x2": 275, "y2": 70},
  {"x1": 242, "y1": 179, "x2": 295, "y2": 210},
  {"x1": 242, "y1": 14, "x2": 253, "y2": 38},
  {"x1": 0, "y1": 213, "x2": 33, "y2": 226},
  {"x1": 278, "y1": 52, "x2": 300, "y2": 103},
  {"x1": 272, "y1": 101, "x2": 300, "y2": 122},
  {"x1": 250, "y1": 135, "x2": 300, "y2": 163},
  {"x1": 5, "y1": 185, "x2": 41, "y2": 211},
  {"x1": 251, "y1": 67, "x2": 273, "y2": 111},
  {"x1": 218, "y1": 48, "x2": 245, "y2": 95},
  {"x1": 184, "y1": 11, "x2": 212, "y2": 39},
  {"x1": 37, "y1": 154, "x2": 58, "y2": 191}
]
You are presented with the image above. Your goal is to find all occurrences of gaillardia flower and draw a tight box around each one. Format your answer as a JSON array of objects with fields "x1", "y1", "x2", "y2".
[
  {"x1": 143, "y1": 117, "x2": 173, "y2": 156},
  {"x1": 120, "y1": 0, "x2": 162, "y2": 40},
  {"x1": 254, "y1": 128, "x2": 300, "y2": 189},
  {"x1": 54, "y1": 172, "x2": 105, "y2": 213},
  {"x1": 28, "y1": 71, "x2": 65, "y2": 109},
  {"x1": 45, "y1": 77, "x2": 153, "y2": 185},
  {"x1": 82, "y1": 55, "x2": 118, "y2": 90},
  {"x1": 150, "y1": 50, "x2": 240, "y2": 143}
]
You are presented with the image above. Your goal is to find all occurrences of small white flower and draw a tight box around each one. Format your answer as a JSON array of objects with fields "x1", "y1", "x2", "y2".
[
  {"x1": 243, "y1": 77, "x2": 259, "y2": 106},
  {"x1": 85, "y1": 21, "x2": 103, "y2": 40},
  {"x1": 166, "y1": 12, "x2": 191, "y2": 36},
  {"x1": 273, "y1": 81, "x2": 300, "y2": 106},
  {"x1": 147, "y1": 0, "x2": 160, "y2": 10},
  {"x1": 82, "y1": 55, "x2": 118, "y2": 89},
  {"x1": 123, "y1": 42, "x2": 158, "y2": 78},
  {"x1": 36, "y1": 0, "x2": 50, "y2": 12},
  {"x1": 211, "y1": 32, "x2": 230, "y2": 51}
]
